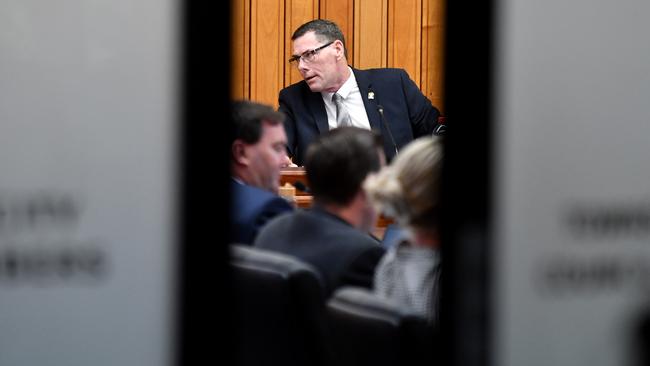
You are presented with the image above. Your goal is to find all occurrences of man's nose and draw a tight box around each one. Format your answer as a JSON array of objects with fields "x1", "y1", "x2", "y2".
[
  {"x1": 276, "y1": 151, "x2": 291, "y2": 168},
  {"x1": 298, "y1": 58, "x2": 309, "y2": 74},
  {"x1": 280, "y1": 154, "x2": 291, "y2": 167}
]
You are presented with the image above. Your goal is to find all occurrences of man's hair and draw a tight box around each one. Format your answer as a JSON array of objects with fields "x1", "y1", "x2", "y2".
[
  {"x1": 305, "y1": 127, "x2": 383, "y2": 206},
  {"x1": 230, "y1": 100, "x2": 285, "y2": 148},
  {"x1": 292, "y1": 19, "x2": 347, "y2": 58}
]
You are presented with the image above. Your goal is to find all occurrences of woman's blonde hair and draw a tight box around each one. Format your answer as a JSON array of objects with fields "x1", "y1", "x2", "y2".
[{"x1": 364, "y1": 136, "x2": 443, "y2": 231}]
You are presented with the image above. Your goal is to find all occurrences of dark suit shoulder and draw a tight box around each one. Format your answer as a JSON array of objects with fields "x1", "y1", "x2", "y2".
[
  {"x1": 354, "y1": 67, "x2": 407, "y2": 78},
  {"x1": 254, "y1": 208, "x2": 380, "y2": 252},
  {"x1": 340, "y1": 244, "x2": 385, "y2": 289},
  {"x1": 279, "y1": 79, "x2": 310, "y2": 98},
  {"x1": 230, "y1": 181, "x2": 293, "y2": 245},
  {"x1": 255, "y1": 196, "x2": 294, "y2": 219},
  {"x1": 232, "y1": 181, "x2": 288, "y2": 206},
  {"x1": 253, "y1": 208, "x2": 384, "y2": 293}
]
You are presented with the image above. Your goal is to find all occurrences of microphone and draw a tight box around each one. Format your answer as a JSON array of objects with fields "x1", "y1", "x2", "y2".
[
  {"x1": 377, "y1": 104, "x2": 399, "y2": 157},
  {"x1": 369, "y1": 87, "x2": 399, "y2": 157},
  {"x1": 292, "y1": 180, "x2": 311, "y2": 194},
  {"x1": 433, "y1": 123, "x2": 446, "y2": 135}
]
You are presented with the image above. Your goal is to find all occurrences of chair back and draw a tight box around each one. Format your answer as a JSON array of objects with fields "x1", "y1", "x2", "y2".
[
  {"x1": 230, "y1": 244, "x2": 332, "y2": 366},
  {"x1": 326, "y1": 286, "x2": 437, "y2": 366}
]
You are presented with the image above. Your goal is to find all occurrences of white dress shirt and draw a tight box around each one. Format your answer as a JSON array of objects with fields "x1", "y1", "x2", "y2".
[{"x1": 321, "y1": 67, "x2": 372, "y2": 130}]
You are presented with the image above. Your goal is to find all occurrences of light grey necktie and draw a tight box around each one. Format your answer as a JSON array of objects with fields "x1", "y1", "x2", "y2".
[{"x1": 332, "y1": 93, "x2": 352, "y2": 127}]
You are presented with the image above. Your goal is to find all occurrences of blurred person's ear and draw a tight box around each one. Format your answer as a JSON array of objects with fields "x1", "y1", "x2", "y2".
[{"x1": 232, "y1": 140, "x2": 250, "y2": 166}]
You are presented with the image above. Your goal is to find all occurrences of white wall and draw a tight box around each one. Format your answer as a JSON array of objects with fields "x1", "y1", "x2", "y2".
[
  {"x1": 493, "y1": 0, "x2": 650, "y2": 365},
  {"x1": 0, "y1": 1, "x2": 178, "y2": 365}
]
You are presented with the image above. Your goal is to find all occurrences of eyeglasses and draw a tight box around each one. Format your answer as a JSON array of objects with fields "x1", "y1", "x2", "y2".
[{"x1": 288, "y1": 41, "x2": 334, "y2": 66}]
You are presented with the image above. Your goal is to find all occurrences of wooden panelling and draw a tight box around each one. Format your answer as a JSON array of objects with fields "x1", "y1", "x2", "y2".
[
  {"x1": 421, "y1": 0, "x2": 445, "y2": 112},
  {"x1": 320, "y1": 0, "x2": 355, "y2": 65},
  {"x1": 353, "y1": 0, "x2": 388, "y2": 69},
  {"x1": 231, "y1": 0, "x2": 250, "y2": 100},
  {"x1": 250, "y1": 0, "x2": 284, "y2": 107},
  {"x1": 388, "y1": 0, "x2": 421, "y2": 88},
  {"x1": 285, "y1": 0, "x2": 319, "y2": 88},
  {"x1": 231, "y1": 0, "x2": 445, "y2": 113}
]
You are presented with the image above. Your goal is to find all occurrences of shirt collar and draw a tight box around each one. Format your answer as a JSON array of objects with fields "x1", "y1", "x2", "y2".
[{"x1": 322, "y1": 66, "x2": 356, "y2": 101}]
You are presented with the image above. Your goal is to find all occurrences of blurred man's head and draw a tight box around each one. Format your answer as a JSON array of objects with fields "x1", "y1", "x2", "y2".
[
  {"x1": 289, "y1": 19, "x2": 349, "y2": 93},
  {"x1": 230, "y1": 101, "x2": 290, "y2": 194},
  {"x1": 305, "y1": 127, "x2": 385, "y2": 231}
]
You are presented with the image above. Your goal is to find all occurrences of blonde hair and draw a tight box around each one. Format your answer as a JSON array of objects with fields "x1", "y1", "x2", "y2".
[{"x1": 364, "y1": 136, "x2": 443, "y2": 231}]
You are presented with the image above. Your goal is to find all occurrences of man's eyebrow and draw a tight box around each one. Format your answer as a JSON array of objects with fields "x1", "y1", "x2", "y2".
[{"x1": 291, "y1": 49, "x2": 308, "y2": 58}]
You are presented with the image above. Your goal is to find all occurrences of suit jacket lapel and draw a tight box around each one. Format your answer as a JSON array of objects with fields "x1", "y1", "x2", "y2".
[
  {"x1": 305, "y1": 86, "x2": 329, "y2": 134},
  {"x1": 354, "y1": 68, "x2": 381, "y2": 131}
]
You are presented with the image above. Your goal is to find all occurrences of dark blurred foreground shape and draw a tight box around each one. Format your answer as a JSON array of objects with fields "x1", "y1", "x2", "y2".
[
  {"x1": 229, "y1": 244, "x2": 437, "y2": 366},
  {"x1": 230, "y1": 244, "x2": 332, "y2": 366}
]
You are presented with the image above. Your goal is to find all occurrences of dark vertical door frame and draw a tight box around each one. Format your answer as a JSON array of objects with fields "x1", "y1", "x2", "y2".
[
  {"x1": 441, "y1": 1, "x2": 495, "y2": 365},
  {"x1": 179, "y1": 2, "x2": 233, "y2": 365}
]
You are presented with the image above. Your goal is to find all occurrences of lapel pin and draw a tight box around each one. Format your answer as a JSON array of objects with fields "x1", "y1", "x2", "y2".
[{"x1": 368, "y1": 91, "x2": 375, "y2": 100}]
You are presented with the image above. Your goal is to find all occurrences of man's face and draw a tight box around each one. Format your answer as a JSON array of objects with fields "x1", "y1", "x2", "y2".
[
  {"x1": 359, "y1": 149, "x2": 387, "y2": 232},
  {"x1": 245, "y1": 121, "x2": 290, "y2": 194},
  {"x1": 359, "y1": 195, "x2": 379, "y2": 234},
  {"x1": 292, "y1": 31, "x2": 342, "y2": 93}
]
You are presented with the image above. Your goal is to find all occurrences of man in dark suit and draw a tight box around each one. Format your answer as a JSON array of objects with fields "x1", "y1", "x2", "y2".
[
  {"x1": 254, "y1": 127, "x2": 386, "y2": 296},
  {"x1": 230, "y1": 101, "x2": 294, "y2": 245},
  {"x1": 279, "y1": 19, "x2": 443, "y2": 166}
]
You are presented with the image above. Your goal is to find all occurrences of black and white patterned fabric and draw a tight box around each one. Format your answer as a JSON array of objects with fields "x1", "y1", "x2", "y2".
[{"x1": 373, "y1": 240, "x2": 441, "y2": 322}]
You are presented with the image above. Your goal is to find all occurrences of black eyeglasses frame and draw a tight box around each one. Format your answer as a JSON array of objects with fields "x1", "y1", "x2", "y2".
[{"x1": 288, "y1": 41, "x2": 335, "y2": 65}]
